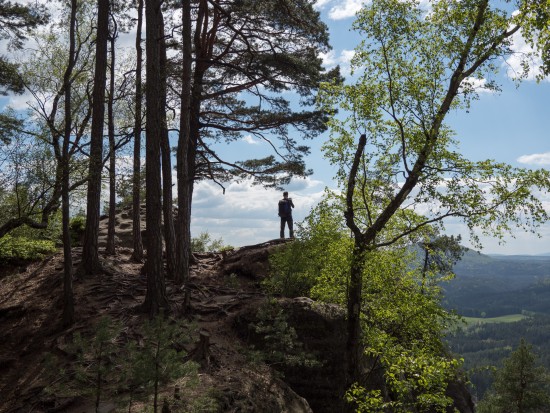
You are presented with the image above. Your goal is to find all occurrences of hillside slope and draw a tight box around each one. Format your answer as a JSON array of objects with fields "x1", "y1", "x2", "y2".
[{"x1": 0, "y1": 211, "x2": 474, "y2": 413}]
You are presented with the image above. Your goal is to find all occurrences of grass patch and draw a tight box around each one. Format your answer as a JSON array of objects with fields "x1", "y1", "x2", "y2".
[{"x1": 463, "y1": 314, "x2": 529, "y2": 324}]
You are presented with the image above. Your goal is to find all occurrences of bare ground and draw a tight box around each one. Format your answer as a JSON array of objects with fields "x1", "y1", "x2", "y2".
[{"x1": 0, "y1": 234, "x2": 309, "y2": 413}]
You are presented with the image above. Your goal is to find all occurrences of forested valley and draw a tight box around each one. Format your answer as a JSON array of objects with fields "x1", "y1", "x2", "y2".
[
  {"x1": 1, "y1": 0, "x2": 550, "y2": 412},
  {"x1": 444, "y1": 253, "x2": 550, "y2": 401}
]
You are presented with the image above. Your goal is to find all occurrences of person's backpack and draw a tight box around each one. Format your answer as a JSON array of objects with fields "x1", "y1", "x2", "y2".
[{"x1": 279, "y1": 199, "x2": 291, "y2": 216}]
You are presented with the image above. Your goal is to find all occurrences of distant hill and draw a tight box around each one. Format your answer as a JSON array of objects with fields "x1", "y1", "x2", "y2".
[
  {"x1": 488, "y1": 254, "x2": 550, "y2": 261},
  {"x1": 443, "y1": 249, "x2": 550, "y2": 317},
  {"x1": 453, "y1": 250, "x2": 550, "y2": 279}
]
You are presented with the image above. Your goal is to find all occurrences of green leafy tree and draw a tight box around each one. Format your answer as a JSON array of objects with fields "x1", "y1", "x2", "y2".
[
  {"x1": 0, "y1": 0, "x2": 48, "y2": 95},
  {"x1": 0, "y1": 132, "x2": 64, "y2": 239},
  {"x1": 317, "y1": 0, "x2": 550, "y2": 395},
  {"x1": 521, "y1": 1, "x2": 550, "y2": 78},
  {"x1": 418, "y1": 234, "x2": 466, "y2": 294},
  {"x1": 191, "y1": 231, "x2": 226, "y2": 253},
  {"x1": 0, "y1": 0, "x2": 95, "y2": 244},
  {"x1": 269, "y1": 195, "x2": 462, "y2": 411},
  {"x1": 477, "y1": 339, "x2": 550, "y2": 413}
]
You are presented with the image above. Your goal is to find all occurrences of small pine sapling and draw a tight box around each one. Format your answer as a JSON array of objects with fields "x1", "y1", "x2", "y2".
[{"x1": 129, "y1": 313, "x2": 199, "y2": 413}]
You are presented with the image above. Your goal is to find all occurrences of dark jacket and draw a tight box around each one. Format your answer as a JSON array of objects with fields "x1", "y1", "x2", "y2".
[{"x1": 278, "y1": 198, "x2": 294, "y2": 217}]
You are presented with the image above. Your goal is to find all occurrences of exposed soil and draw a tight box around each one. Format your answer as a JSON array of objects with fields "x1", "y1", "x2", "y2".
[
  {"x1": 0, "y1": 210, "x2": 312, "y2": 413},
  {"x1": 0, "y1": 211, "x2": 475, "y2": 413}
]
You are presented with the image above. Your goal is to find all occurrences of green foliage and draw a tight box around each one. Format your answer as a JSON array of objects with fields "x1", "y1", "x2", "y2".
[
  {"x1": 314, "y1": 0, "x2": 550, "y2": 406},
  {"x1": 0, "y1": 0, "x2": 48, "y2": 94},
  {"x1": 449, "y1": 314, "x2": 550, "y2": 400},
  {"x1": 348, "y1": 248, "x2": 461, "y2": 412},
  {"x1": 128, "y1": 314, "x2": 199, "y2": 413},
  {"x1": 43, "y1": 315, "x2": 202, "y2": 413},
  {"x1": 270, "y1": 193, "x2": 462, "y2": 410},
  {"x1": 265, "y1": 238, "x2": 318, "y2": 298},
  {"x1": 519, "y1": 1, "x2": 550, "y2": 79},
  {"x1": 0, "y1": 111, "x2": 24, "y2": 143},
  {"x1": 477, "y1": 339, "x2": 550, "y2": 413},
  {"x1": 267, "y1": 192, "x2": 352, "y2": 302},
  {"x1": 44, "y1": 317, "x2": 123, "y2": 410},
  {"x1": 247, "y1": 299, "x2": 319, "y2": 371},
  {"x1": 0, "y1": 234, "x2": 56, "y2": 264},
  {"x1": 69, "y1": 213, "x2": 86, "y2": 246},
  {"x1": 114, "y1": 172, "x2": 146, "y2": 210},
  {"x1": 191, "y1": 231, "x2": 230, "y2": 253},
  {"x1": 347, "y1": 348, "x2": 460, "y2": 413},
  {"x1": 317, "y1": 0, "x2": 550, "y2": 251}
]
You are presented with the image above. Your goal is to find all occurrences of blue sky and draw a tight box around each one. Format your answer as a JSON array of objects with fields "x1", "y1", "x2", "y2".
[
  {"x1": 191, "y1": 0, "x2": 550, "y2": 255},
  {"x1": 2, "y1": 0, "x2": 549, "y2": 255}
]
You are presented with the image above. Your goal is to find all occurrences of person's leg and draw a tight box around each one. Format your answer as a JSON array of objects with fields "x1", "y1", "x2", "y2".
[
  {"x1": 288, "y1": 217, "x2": 294, "y2": 238},
  {"x1": 280, "y1": 217, "x2": 286, "y2": 238}
]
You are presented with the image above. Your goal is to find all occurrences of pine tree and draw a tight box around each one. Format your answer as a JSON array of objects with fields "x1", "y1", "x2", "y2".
[
  {"x1": 478, "y1": 339, "x2": 550, "y2": 413},
  {"x1": 81, "y1": 0, "x2": 110, "y2": 276}
]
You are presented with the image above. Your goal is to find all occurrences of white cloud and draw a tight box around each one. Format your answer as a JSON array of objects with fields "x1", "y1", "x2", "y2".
[
  {"x1": 340, "y1": 49, "x2": 355, "y2": 63},
  {"x1": 320, "y1": 49, "x2": 355, "y2": 76},
  {"x1": 328, "y1": 0, "x2": 364, "y2": 20},
  {"x1": 505, "y1": 29, "x2": 548, "y2": 82},
  {"x1": 460, "y1": 77, "x2": 496, "y2": 95},
  {"x1": 189, "y1": 178, "x2": 326, "y2": 246},
  {"x1": 517, "y1": 152, "x2": 550, "y2": 166},
  {"x1": 243, "y1": 135, "x2": 260, "y2": 145},
  {"x1": 319, "y1": 50, "x2": 338, "y2": 66},
  {"x1": 314, "y1": 0, "x2": 333, "y2": 8},
  {"x1": 6, "y1": 91, "x2": 34, "y2": 111}
]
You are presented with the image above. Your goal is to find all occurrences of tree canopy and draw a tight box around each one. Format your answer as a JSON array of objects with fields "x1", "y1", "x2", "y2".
[{"x1": 315, "y1": 0, "x2": 550, "y2": 406}]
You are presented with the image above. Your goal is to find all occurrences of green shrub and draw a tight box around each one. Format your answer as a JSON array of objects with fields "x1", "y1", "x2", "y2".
[
  {"x1": 69, "y1": 214, "x2": 86, "y2": 246},
  {"x1": 248, "y1": 298, "x2": 320, "y2": 371},
  {"x1": 191, "y1": 231, "x2": 230, "y2": 252},
  {"x1": 0, "y1": 235, "x2": 56, "y2": 264},
  {"x1": 265, "y1": 240, "x2": 316, "y2": 297}
]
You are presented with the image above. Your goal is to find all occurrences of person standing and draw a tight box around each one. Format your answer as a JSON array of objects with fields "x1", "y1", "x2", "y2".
[{"x1": 278, "y1": 191, "x2": 295, "y2": 238}]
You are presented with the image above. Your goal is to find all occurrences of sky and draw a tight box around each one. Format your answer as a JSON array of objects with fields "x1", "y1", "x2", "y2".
[
  {"x1": 189, "y1": 0, "x2": 550, "y2": 255},
  {"x1": 2, "y1": 0, "x2": 549, "y2": 255}
]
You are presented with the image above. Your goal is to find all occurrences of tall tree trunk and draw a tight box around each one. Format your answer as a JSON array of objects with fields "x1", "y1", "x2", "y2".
[
  {"x1": 346, "y1": 240, "x2": 366, "y2": 387},
  {"x1": 61, "y1": 0, "x2": 79, "y2": 327},
  {"x1": 106, "y1": 20, "x2": 117, "y2": 255},
  {"x1": 177, "y1": 0, "x2": 207, "y2": 292},
  {"x1": 343, "y1": 134, "x2": 368, "y2": 390},
  {"x1": 81, "y1": 0, "x2": 110, "y2": 275},
  {"x1": 131, "y1": 0, "x2": 144, "y2": 262},
  {"x1": 175, "y1": 0, "x2": 192, "y2": 289},
  {"x1": 159, "y1": 13, "x2": 176, "y2": 281},
  {"x1": 143, "y1": 0, "x2": 168, "y2": 316}
]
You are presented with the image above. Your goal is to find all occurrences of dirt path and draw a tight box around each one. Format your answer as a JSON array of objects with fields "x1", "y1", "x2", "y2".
[{"x1": 0, "y1": 239, "x2": 304, "y2": 413}]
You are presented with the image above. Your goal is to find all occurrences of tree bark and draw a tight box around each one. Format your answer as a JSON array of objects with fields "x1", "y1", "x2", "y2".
[
  {"x1": 343, "y1": 134, "x2": 368, "y2": 388},
  {"x1": 175, "y1": 0, "x2": 193, "y2": 289},
  {"x1": 159, "y1": 13, "x2": 176, "y2": 281},
  {"x1": 143, "y1": 0, "x2": 168, "y2": 316},
  {"x1": 81, "y1": 0, "x2": 110, "y2": 275},
  {"x1": 177, "y1": 0, "x2": 207, "y2": 289},
  {"x1": 106, "y1": 19, "x2": 117, "y2": 255},
  {"x1": 61, "y1": 0, "x2": 79, "y2": 328},
  {"x1": 131, "y1": 0, "x2": 144, "y2": 262},
  {"x1": 346, "y1": 240, "x2": 367, "y2": 387}
]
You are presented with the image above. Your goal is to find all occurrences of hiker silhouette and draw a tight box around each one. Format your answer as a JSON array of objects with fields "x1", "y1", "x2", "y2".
[{"x1": 278, "y1": 191, "x2": 294, "y2": 239}]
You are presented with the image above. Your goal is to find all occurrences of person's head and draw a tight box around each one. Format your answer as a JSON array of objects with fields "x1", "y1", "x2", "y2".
[{"x1": 283, "y1": 191, "x2": 288, "y2": 199}]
